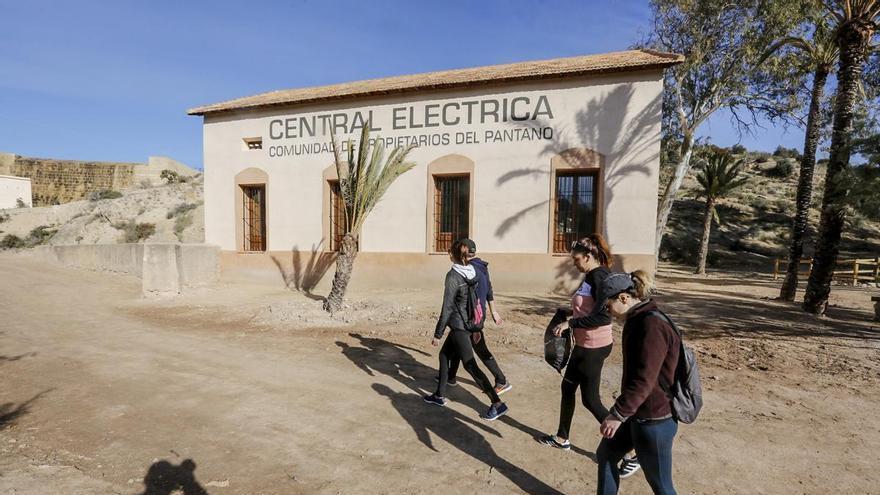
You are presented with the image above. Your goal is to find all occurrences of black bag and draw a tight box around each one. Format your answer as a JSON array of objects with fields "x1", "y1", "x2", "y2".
[
  {"x1": 543, "y1": 308, "x2": 573, "y2": 373},
  {"x1": 647, "y1": 311, "x2": 704, "y2": 424},
  {"x1": 456, "y1": 278, "x2": 485, "y2": 333}
]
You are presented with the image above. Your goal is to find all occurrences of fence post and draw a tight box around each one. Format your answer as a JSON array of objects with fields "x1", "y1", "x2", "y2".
[
  {"x1": 853, "y1": 260, "x2": 860, "y2": 285},
  {"x1": 774, "y1": 259, "x2": 780, "y2": 281},
  {"x1": 874, "y1": 256, "x2": 879, "y2": 282}
]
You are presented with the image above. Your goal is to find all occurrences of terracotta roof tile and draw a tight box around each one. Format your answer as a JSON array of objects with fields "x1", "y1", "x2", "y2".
[{"x1": 187, "y1": 49, "x2": 683, "y2": 116}]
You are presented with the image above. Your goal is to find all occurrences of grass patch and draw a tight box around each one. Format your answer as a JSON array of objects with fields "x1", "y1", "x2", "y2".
[{"x1": 88, "y1": 190, "x2": 123, "y2": 201}]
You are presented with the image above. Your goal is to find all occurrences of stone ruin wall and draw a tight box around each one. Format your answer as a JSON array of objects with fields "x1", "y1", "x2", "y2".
[{"x1": 0, "y1": 153, "x2": 197, "y2": 206}]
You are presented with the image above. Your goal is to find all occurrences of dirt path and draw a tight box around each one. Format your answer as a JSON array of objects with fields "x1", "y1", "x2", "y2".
[{"x1": 1, "y1": 255, "x2": 879, "y2": 494}]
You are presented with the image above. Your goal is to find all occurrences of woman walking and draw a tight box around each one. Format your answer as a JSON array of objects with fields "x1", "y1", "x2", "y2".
[
  {"x1": 423, "y1": 240, "x2": 508, "y2": 421},
  {"x1": 596, "y1": 270, "x2": 679, "y2": 495},
  {"x1": 539, "y1": 234, "x2": 640, "y2": 477},
  {"x1": 442, "y1": 238, "x2": 511, "y2": 395}
]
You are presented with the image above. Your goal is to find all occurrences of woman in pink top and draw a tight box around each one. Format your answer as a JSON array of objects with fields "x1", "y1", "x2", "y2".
[{"x1": 540, "y1": 234, "x2": 640, "y2": 476}]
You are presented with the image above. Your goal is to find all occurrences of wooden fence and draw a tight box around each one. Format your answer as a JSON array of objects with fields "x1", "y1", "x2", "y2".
[{"x1": 773, "y1": 257, "x2": 880, "y2": 285}]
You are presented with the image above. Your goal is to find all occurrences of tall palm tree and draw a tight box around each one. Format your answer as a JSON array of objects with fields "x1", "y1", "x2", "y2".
[
  {"x1": 694, "y1": 153, "x2": 748, "y2": 275},
  {"x1": 765, "y1": 24, "x2": 839, "y2": 301},
  {"x1": 804, "y1": 0, "x2": 879, "y2": 314},
  {"x1": 323, "y1": 126, "x2": 416, "y2": 313}
]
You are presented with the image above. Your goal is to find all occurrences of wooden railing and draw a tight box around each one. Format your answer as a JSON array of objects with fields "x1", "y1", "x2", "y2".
[{"x1": 774, "y1": 257, "x2": 880, "y2": 285}]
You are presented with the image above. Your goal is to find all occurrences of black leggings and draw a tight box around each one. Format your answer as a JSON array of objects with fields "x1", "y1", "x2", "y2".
[
  {"x1": 447, "y1": 330, "x2": 507, "y2": 386},
  {"x1": 436, "y1": 329, "x2": 501, "y2": 403},
  {"x1": 557, "y1": 344, "x2": 612, "y2": 440}
]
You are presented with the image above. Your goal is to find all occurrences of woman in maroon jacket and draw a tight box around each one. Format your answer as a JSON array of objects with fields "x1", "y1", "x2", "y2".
[{"x1": 596, "y1": 270, "x2": 679, "y2": 495}]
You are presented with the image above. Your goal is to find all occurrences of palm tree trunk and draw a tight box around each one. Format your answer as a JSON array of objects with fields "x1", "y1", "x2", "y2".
[
  {"x1": 780, "y1": 68, "x2": 829, "y2": 301},
  {"x1": 323, "y1": 234, "x2": 357, "y2": 313},
  {"x1": 804, "y1": 20, "x2": 874, "y2": 314},
  {"x1": 656, "y1": 132, "x2": 695, "y2": 258},
  {"x1": 695, "y1": 198, "x2": 715, "y2": 275}
]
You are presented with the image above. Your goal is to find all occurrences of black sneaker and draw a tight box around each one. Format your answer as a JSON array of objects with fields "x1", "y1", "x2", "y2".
[
  {"x1": 538, "y1": 435, "x2": 571, "y2": 451},
  {"x1": 482, "y1": 402, "x2": 508, "y2": 421},
  {"x1": 423, "y1": 394, "x2": 447, "y2": 407},
  {"x1": 619, "y1": 456, "x2": 641, "y2": 478},
  {"x1": 433, "y1": 376, "x2": 457, "y2": 386}
]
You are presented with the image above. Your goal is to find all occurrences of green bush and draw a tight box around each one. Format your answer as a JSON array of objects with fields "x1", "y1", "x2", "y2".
[
  {"x1": 730, "y1": 144, "x2": 747, "y2": 155},
  {"x1": 28, "y1": 225, "x2": 56, "y2": 245},
  {"x1": 89, "y1": 190, "x2": 123, "y2": 201},
  {"x1": 112, "y1": 220, "x2": 156, "y2": 243},
  {"x1": 0, "y1": 234, "x2": 25, "y2": 249},
  {"x1": 0, "y1": 212, "x2": 10, "y2": 224},
  {"x1": 769, "y1": 159, "x2": 795, "y2": 178},
  {"x1": 160, "y1": 169, "x2": 180, "y2": 184},
  {"x1": 166, "y1": 202, "x2": 199, "y2": 220},
  {"x1": 15, "y1": 198, "x2": 27, "y2": 208}
]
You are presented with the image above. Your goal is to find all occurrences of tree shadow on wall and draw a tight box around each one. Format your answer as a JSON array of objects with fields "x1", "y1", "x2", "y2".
[
  {"x1": 140, "y1": 458, "x2": 209, "y2": 495},
  {"x1": 270, "y1": 243, "x2": 336, "y2": 301},
  {"x1": 494, "y1": 86, "x2": 661, "y2": 251}
]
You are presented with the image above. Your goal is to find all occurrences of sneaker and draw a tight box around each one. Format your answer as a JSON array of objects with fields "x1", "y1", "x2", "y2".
[
  {"x1": 538, "y1": 435, "x2": 571, "y2": 451},
  {"x1": 482, "y1": 402, "x2": 508, "y2": 421},
  {"x1": 433, "y1": 376, "x2": 458, "y2": 386},
  {"x1": 423, "y1": 394, "x2": 447, "y2": 407},
  {"x1": 619, "y1": 456, "x2": 641, "y2": 478},
  {"x1": 494, "y1": 382, "x2": 512, "y2": 395}
]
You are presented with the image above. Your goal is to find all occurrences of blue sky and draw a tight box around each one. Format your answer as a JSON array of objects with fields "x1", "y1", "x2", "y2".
[{"x1": 0, "y1": 0, "x2": 808, "y2": 169}]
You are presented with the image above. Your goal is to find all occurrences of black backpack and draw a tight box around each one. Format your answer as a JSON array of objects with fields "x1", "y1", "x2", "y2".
[
  {"x1": 647, "y1": 311, "x2": 703, "y2": 424},
  {"x1": 456, "y1": 276, "x2": 485, "y2": 333}
]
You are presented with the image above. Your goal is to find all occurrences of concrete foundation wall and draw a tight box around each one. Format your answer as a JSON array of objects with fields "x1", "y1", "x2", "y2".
[
  {"x1": 36, "y1": 243, "x2": 219, "y2": 294},
  {"x1": 219, "y1": 250, "x2": 655, "y2": 294}
]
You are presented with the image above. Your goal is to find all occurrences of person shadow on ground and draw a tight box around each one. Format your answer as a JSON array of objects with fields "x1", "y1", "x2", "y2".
[
  {"x1": 338, "y1": 333, "x2": 596, "y2": 460},
  {"x1": 338, "y1": 333, "x2": 565, "y2": 494},
  {"x1": 140, "y1": 458, "x2": 208, "y2": 495},
  {"x1": 373, "y1": 384, "x2": 562, "y2": 494}
]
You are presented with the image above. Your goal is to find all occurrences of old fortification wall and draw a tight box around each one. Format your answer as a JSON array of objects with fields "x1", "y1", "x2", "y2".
[{"x1": 0, "y1": 153, "x2": 197, "y2": 206}]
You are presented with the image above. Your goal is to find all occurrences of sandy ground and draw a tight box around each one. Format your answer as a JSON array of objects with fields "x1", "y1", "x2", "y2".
[{"x1": 1, "y1": 255, "x2": 878, "y2": 494}]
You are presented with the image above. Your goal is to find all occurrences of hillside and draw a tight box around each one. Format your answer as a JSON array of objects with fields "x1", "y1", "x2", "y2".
[
  {"x1": 0, "y1": 176, "x2": 204, "y2": 248},
  {"x1": 661, "y1": 153, "x2": 880, "y2": 271}
]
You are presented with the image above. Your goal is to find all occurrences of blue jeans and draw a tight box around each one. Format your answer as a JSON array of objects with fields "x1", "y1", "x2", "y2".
[{"x1": 596, "y1": 417, "x2": 677, "y2": 495}]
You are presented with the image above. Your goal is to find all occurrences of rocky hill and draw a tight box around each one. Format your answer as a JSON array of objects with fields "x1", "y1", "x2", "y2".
[
  {"x1": 661, "y1": 153, "x2": 880, "y2": 271},
  {"x1": 0, "y1": 176, "x2": 204, "y2": 248}
]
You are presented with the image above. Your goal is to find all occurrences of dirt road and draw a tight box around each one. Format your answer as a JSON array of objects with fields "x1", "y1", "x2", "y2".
[{"x1": 1, "y1": 255, "x2": 878, "y2": 494}]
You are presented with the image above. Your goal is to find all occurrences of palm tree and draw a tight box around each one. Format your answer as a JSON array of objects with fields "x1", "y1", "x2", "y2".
[
  {"x1": 764, "y1": 24, "x2": 839, "y2": 301},
  {"x1": 323, "y1": 127, "x2": 416, "y2": 313},
  {"x1": 694, "y1": 153, "x2": 748, "y2": 275},
  {"x1": 804, "y1": 0, "x2": 879, "y2": 314}
]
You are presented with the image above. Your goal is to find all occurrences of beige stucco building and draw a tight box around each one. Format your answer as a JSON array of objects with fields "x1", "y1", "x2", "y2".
[
  {"x1": 0, "y1": 175, "x2": 33, "y2": 209},
  {"x1": 189, "y1": 50, "x2": 682, "y2": 292}
]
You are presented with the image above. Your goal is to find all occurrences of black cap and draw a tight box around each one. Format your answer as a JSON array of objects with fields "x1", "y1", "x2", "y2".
[
  {"x1": 461, "y1": 238, "x2": 476, "y2": 255},
  {"x1": 600, "y1": 272, "x2": 634, "y2": 298}
]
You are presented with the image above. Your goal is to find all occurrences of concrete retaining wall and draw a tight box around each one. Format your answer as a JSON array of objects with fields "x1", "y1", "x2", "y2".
[{"x1": 37, "y1": 243, "x2": 218, "y2": 295}]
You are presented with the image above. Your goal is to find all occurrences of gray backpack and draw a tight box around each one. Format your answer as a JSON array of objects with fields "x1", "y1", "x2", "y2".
[{"x1": 648, "y1": 311, "x2": 703, "y2": 424}]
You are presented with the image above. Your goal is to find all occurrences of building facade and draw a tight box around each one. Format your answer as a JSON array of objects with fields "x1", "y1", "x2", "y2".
[{"x1": 189, "y1": 50, "x2": 682, "y2": 292}]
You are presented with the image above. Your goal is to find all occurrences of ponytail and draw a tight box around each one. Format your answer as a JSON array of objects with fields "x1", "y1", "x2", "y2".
[
  {"x1": 629, "y1": 270, "x2": 654, "y2": 300},
  {"x1": 571, "y1": 233, "x2": 613, "y2": 267},
  {"x1": 449, "y1": 240, "x2": 470, "y2": 266}
]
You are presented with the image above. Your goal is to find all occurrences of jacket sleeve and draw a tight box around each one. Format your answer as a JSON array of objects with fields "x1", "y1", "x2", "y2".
[
  {"x1": 485, "y1": 268, "x2": 494, "y2": 303},
  {"x1": 567, "y1": 270, "x2": 612, "y2": 328},
  {"x1": 610, "y1": 317, "x2": 673, "y2": 420},
  {"x1": 434, "y1": 272, "x2": 459, "y2": 339}
]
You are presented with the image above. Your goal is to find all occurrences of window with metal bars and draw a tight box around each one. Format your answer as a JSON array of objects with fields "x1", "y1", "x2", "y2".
[
  {"x1": 329, "y1": 180, "x2": 345, "y2": 251},
  {"x1": 241, "y1": 185, "x2": 266, "y2": 252},
  {"x1": 553, "y1": 172, "x2": 597, "y2": 253},
  {"x1": 434, "y1": 175, "x2": 470, "y2": 253}
]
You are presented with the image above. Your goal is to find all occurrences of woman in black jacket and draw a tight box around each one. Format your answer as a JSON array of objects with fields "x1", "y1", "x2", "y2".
[{"x1": 423, "y1": 240, "x2": 508, "y2": 421}]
